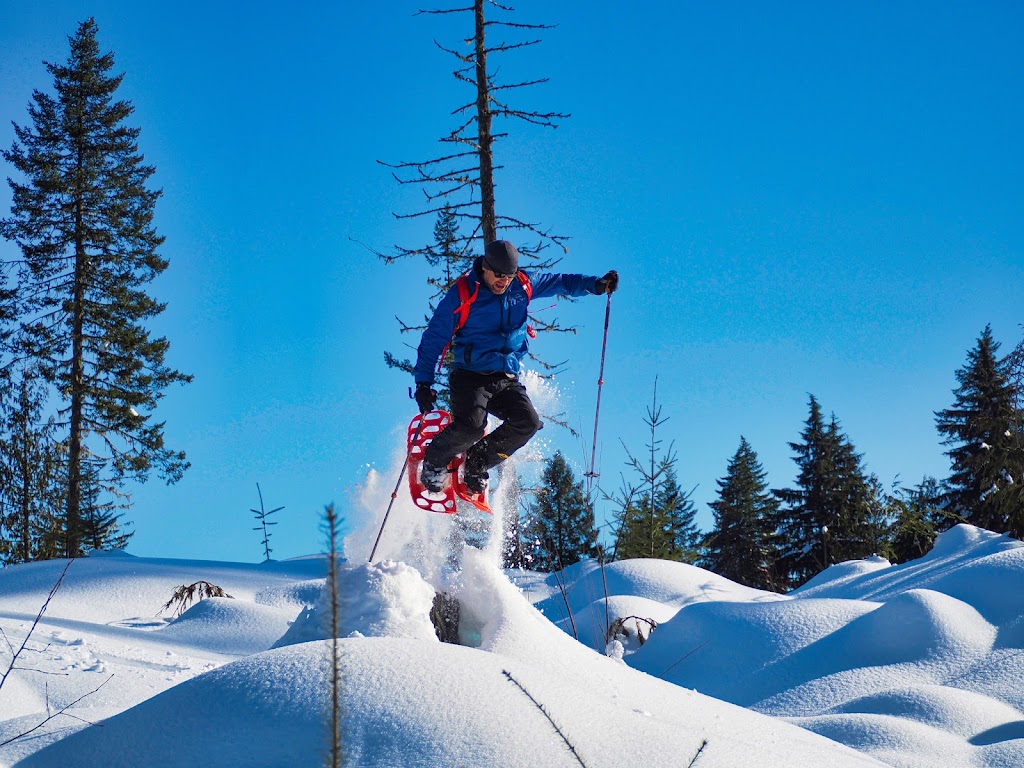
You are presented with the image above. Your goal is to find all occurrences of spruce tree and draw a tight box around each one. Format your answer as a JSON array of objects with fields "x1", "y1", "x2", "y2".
[
  {"x1": 703, "y1": 437, "x2": 782, "y2": 591},
  {"x1": 653, "y1": 459, "x2": 701, "y2": 563},
  {"x1": 79, "y1": 455, "x2": 133, "y2": 552},
  {"x1": 885, "y1": 476, "x2": 954, "y2": 564},
  {"x1": 774, "y1": 396, "x2": 876, "y2": 588},
  {"x1": 935, "y1": 326, "x2": 1024, "y2": 536},
  {"x1": 827, "y1": 418, "x2": 878, "y2": 564},
  {"x1": 611, "y1": 380, "x2": 699, "y2": 561},
  {"x1": 523, "y1": 451, "x2": 598, "y2": 571},
  {"x1": 0, "y1": 19, "x2": 192, "y2": 557},
  {"x1": 0, "y1": 368, "x2": 60, "y2": 564}
]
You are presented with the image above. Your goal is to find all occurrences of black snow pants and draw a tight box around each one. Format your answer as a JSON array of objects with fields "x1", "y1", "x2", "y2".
[{"x1": 422, "y1": 369, "x2": 542, "y2": 471}]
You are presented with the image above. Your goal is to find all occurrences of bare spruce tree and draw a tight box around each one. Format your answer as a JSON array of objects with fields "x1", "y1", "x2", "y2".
[
  {"x1": 381, "y1": 0, "x2": 570, "y2": 260},
  {"x1": 379, "y1": 0, "x2": 579, "y2": 388},
  {"x1": 0, "y1": 19, "x2": 192, "y2": 556}
]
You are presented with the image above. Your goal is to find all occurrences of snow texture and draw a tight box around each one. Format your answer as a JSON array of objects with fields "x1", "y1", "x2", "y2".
[{"x1": 0, "y1": 522, "x2": 1021, "y2": 767}]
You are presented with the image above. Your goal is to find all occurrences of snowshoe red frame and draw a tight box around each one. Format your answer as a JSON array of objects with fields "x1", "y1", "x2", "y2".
[{"x1": 407, "y1": 410, "x2": 490, "y2": 514}]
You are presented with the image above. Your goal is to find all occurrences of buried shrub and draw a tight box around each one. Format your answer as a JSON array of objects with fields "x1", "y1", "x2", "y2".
[{"x1": 161, "y1": 581, "x2": 234, "y2": 618}]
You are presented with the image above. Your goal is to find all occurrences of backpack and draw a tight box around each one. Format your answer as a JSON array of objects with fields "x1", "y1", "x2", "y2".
[{"x1": 437, "y1": 270, "x2": 534, "y2": 373}]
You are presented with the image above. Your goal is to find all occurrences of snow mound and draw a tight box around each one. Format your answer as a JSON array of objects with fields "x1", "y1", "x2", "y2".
[
  {"x1": 5, "y1": 523, "x2": 1023, "y2": 768},
  {"x1": 829, "y1": 589, "x2": 995, "y2": 667},
  {"x1": 274, "y1": 559, "x2": 437, "y2": 647},
  {"x1": 794, "y1": 554, "x2": 892, "y2": 593},
  {"x1": 630, "y1": 597, "x2": 879, "y2": 704},
  {"x1": 533, "y1": 556, "x2": 782, "y2": 651},
  {"x1": 794, "y1": 526, "x2": 1024, "y2": 626},
  {"x1": 829, "y1": 685, "x2": 1024, "y2": 738},
  {"x1": 16, "y1": 548, "x2": 882, "y2": 768},
  {"x1": 159, "y1": 597, "x2": 298, "y2": 655},
  {"x1": 253, "y1": 578, "x2": 324, "y2": 612},
  {"x1": 0, "y1": 555, "x2": 325, "y2": 624},
  {"x1": 616, "y1": 526, "x2": 1024, "y2": 768}
]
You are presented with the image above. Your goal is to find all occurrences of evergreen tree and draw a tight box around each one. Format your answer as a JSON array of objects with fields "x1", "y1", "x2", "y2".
[
  {"x1": 827, "y1": 419, "x2": 879, "y2": 564},
  {"x1": 935, "y1": 326, "x2": 1024, "y2": 537},
  {"x1": 703, "y1": 437, "x2": 782, "y2": 591},
  {"x1": 774, "y1": 396, "x2": 877, "y2": 589},
  {"x1": 884, "y1": 476, "x2": 956, "y2": 564},
  {"x1": 653, "y1": 459, "x2": 701, "y2": 563},
  {"x1": 0, "y1": 19, "x2": 191, "y2": 556},
  {"x1": 523, "y1": 451, "x2": 598, "y2": 571},
  {"x1": 0, "y1": 367, "x2": 61, "y2": 565},
  {"x1": 611, "y1": 380, "x2": 700, "y2": 561},
  {"x1": 79, "y1": 455, "x2": 133, "y2": 551}
]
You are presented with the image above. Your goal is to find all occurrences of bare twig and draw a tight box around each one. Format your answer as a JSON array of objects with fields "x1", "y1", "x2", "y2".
[
  {"x1": 687, "y1": 739, "x2": 710, "y2": 767},
  {"x1": 0, "y1": 675, "x2": 113, "y2": 748},
  {"x1": 324, "y1": 504, "x2": 342, "y2": 768},
  {"x1": 0, "y1": 558, "x2": 74, "y2": 691},
  {"x1": 662, "y1": 639, "x2": 712, "y2": 677},
  {"x1": 503, "y1": 670, "x2": 587, "y2": 768}
]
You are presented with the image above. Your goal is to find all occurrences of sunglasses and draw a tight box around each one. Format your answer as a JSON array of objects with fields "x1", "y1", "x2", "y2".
[{"x1": 484, "y1": 259, "x2": 515, "y2": 279}]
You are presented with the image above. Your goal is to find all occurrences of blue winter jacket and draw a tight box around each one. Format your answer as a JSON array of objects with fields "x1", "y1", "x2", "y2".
[{"x1": 414, "y1": 265, "x2": 601, "y2": 385}]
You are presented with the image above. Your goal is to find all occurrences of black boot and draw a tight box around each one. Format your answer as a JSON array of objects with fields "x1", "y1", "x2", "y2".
[
  {"x1": 420, "y1": 461, "x2": 449, "y2": 493},
  {"x1": 462, "y1": 452, "x2": 489, "y2": 494}
]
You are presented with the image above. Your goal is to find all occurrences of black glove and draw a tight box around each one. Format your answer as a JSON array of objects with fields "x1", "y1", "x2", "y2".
[
  {"x1": 595, "y1": 270, "x2": 619, "y2": 294},
  {"x1": 414, "y1": 382, "x2": 436, "y2": 414}
]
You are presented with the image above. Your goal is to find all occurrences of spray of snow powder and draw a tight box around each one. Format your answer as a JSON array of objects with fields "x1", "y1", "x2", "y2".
[{"x1": 343, "y1": 370, "x2": 569, "y2": 591}]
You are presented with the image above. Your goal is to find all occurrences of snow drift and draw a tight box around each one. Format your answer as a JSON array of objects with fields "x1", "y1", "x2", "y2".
[{"x1": 1, "y1": 524, "x2": 1022, "y2": 768}]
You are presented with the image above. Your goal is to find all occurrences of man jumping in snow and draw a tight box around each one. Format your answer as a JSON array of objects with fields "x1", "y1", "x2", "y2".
[{"x1": 413, "y1": 239, "x2": 618, "y2": 495}]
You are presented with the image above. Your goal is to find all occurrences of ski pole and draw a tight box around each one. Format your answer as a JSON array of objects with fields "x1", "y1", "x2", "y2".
[
  {"x1": 369, "y1": 402, "x2": 427, "y2": 563},
  {"x1": 585, "y1": 291, "x2": 613, "y2": 499}
]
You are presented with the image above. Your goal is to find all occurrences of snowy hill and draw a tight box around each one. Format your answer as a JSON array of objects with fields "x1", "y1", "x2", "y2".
[{"x1": 0, "y1": 525, "x2": 1021, "y2": 767}]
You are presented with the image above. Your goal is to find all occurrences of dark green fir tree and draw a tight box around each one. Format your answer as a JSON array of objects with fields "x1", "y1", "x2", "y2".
[
  {"x1": 884, "y1": 476, "x2": 956, "y2": 564},
  {"x1": 935, "y1": 326, "x2": 1024, "y2": 537},
  {"x1": 612, "y1": 379, "x2": 700, "y2": 562},
  {"x1": 653, "y1": 459, "x2": 701, "y2": 563},
  {"x1": 703, "y1": 437, "x2": 782, "y2": 591},
  {"x1": 0, "y1": 367, "x2": 61, "y2": 564},
  {"x1": 384, "y1": 205, "x2": 473, "y2": 408},
  {"x1": 79, "y1": 455, "x2": 133, "y2": 552},
  {"x1": 0, "y1": 19, "x2": 192, "y2": 557},
  {"x1": 774, "y1": 396, "x2": 876, "y2": 589},
  {"x1": 523, "y1": 451, "x2": 598, "y2": 572}
]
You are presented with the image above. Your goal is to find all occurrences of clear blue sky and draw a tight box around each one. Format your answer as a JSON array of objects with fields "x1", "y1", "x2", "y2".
[{"x1": 1, "y1": 1, "x2": 1021, "y2": 563}]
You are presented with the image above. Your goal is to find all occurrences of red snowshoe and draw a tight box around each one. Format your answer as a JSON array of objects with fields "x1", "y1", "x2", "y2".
[{"x1": 407, "y1": 410, "x2": 490, "y2": 514}]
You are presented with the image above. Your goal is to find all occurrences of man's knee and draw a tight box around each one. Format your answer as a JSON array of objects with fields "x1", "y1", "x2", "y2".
[
  {"x1": 524, "y1": 408, "x2": 542, "y2": 437},
  {"x1": 509, "y1": 404, "x2": 542, "y2": 440}
]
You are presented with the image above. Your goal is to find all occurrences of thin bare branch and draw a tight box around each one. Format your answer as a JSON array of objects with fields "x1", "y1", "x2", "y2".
[
  {"x1": 416, "y1": 6, "x2": 474, "y2": 15},
  {"x1": 0, "y1": 674, "x2": 113, "y2": 748}
]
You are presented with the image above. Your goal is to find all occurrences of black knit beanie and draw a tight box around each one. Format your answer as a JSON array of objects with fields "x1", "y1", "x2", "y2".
[{"x1": 483, "y1": 240, "x2": 519, "y2": 274}]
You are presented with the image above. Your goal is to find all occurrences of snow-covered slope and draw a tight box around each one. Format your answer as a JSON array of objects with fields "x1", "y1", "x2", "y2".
[
  {"x1": 622, "y1": 525, "x2": 1024, "y2": 768},
  {"x1": 2, "y1": 549, "x2": 880, "y2": 768},
  {"x1": 1, "y1": 524, "x2": 1021, "y2": 767}
]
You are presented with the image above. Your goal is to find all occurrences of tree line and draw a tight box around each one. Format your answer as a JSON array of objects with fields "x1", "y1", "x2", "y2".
[
  {"x1": 519, "y1": 325, "x2": 1024, "y2": 591},
  {"x1": 0, "y1": 19, "x2": 190, "y2": 563}
]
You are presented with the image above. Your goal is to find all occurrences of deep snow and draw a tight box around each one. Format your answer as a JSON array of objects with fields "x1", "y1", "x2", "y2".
[{"x1": 1, "y1": 520, "x2": 1022, "y2": 767}]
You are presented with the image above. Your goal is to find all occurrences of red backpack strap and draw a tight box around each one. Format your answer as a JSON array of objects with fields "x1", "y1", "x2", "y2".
[
  {"x1": 517, "y1": 271, "x2": 537, "y2": 338},
  {"x1": 516, "y1": 271, "x2": 533, "y2": 300},
  {"x1": 453, "y1": 274, "x2": 478, "y2": 331},
  {"x1": 437, "y1": 273, "x2": 479, "y2": 373}
]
